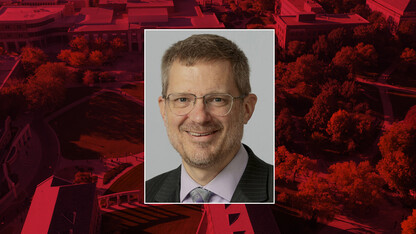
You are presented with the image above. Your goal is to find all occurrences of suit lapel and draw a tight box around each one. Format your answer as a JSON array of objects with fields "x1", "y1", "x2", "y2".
[
  {"x1": 231, "y1": 144, "x2": 271, "y2": 202},
  {"x1": 154, "y1": 166, "x2": 181, "y2": 202}
]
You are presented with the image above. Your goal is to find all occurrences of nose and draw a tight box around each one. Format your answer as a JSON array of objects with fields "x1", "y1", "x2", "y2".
[{"x1": 188, "y1": 98, "x2": 212, "y2": 123}]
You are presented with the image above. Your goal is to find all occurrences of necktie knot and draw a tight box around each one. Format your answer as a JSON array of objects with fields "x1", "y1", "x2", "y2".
[{"x1": 190, "y1": 187, "x2": 212, "y2": 203}]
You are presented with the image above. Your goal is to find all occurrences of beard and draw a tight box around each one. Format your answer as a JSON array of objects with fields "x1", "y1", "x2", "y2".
[{"x1": 166, "y1": 110, "x2": 245, "y2": 169}]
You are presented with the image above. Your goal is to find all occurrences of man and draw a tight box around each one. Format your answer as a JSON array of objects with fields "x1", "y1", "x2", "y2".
[{"x1": 146, "y1": 34, "x2": 273, "y2": 203}]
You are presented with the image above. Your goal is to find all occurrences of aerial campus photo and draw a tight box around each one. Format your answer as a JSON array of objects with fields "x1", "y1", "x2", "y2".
[{"x1": 0, "y1": 0, "x2": 416, "y2": 233}]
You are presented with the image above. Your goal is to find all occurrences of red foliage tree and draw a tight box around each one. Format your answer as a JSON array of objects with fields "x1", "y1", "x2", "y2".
[
  {"x1": 20, "y1": 46, "x2": 48, "y2": 75},
  {"x1": 275, "y1": 146, "x2": 316, "y2": 182},
  {"x1": 68, "y1": 51, "x2": 88, "y2": 67},
  {"x1": 377, "y1": 122, "x2": 416, "y2": 195},
  {"x1": 296, "y1": 175, "x2": 337, "y2": 222},
  {"x1": 328, "y1": 161, "x2": 384, "y2": 210},
  {"x1": 402, "y1": 209, "x2": 416, "y2": 234},
  {"x1": 24, "y1": 74, "x2": 65, "y2": 111},
  {"x1": 57, "y1": 49, "x2": 72, "y2": 64},
  {"x1": 70, "y1": 36, "x2": 89, "y2": 52},
  {"x1": 89, "y1": 50, "x2": 106, "y2": 67}
]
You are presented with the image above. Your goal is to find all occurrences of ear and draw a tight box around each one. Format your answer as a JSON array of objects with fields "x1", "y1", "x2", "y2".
[
  {"x1": 158, "y1": 96, "x2": 166, "y2": 122},
  {"x1": 243, "y1": 93, "x2": 257, "y2": 124}
]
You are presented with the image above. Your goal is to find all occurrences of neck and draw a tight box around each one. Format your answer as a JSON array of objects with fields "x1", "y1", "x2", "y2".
[{"x1": 183, "y1": 145, "x2": 241, "y2": 186}]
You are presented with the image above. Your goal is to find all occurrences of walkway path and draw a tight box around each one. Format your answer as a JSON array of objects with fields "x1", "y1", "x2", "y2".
[{"x1": 356, "y1": 62, "x2": 401, "y2": 130}]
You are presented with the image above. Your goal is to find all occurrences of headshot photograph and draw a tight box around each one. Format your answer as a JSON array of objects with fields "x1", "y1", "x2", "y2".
[{"x1": 145, "y1": 29, "x2": 275, "y2": 204}]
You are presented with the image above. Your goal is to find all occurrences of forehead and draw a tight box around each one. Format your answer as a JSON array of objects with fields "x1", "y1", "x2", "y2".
[{"x1": 167, "y1": 60, "x2": 238, "y2": 95}]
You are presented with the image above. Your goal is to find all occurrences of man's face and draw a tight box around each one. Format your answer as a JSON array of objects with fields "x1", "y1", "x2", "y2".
[{"x1": 159, "y1": 60, "x2": 256, "y2": 169}]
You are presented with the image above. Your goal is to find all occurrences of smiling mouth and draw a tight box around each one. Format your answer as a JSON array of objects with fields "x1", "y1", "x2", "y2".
[{"x1": 186, "y1": 130, "x2": 218, "y2": 137}]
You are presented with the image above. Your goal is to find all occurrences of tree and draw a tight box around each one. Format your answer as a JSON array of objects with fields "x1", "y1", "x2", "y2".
[
  {"x1": 401, "y1": 48, "x2": 416, "y2": 63},
  {"x1": 327, "y1": 28, "x2": 350, "y2": 54},
  {"x1": 328, "y1": 161, "x2": 384, "y2": 211},
  {"x1": 332, "y1": 46, "x2": 357, "y2": 74},
  {"x1": 296, "y1": 175, "x2": 337, "y2": 222},
  {"x1": 355, "y1": 42, "x2": 378, "y2": 69},
  {"x1": 34, "y1": 62, "x2": 72, "y2": 82},
  {"x1": 313, "y1": 35, "x2": 330, "y2": 60},
  {"x1": 275, "y1": 108, "x2": 296, "y2": 147},
  {"x1": 350, "y1": 4, "x2": 370, "y2": 19},
  {"x1": 305, "y1": 86, "x2": 339, "y2": 131},
  {"x1": 24, "y1": 74, "x2": 65, "y2": 111},
  {"x1": 275, "y1": 146, "x2": 316, "y2": 182},
  {"x1": 89, "y1": 50, "x2": 106, "y2": 67},
  {"x1": 377, "y1": 122, "x2": 416, "y2": 195},
  {"x1": 70, "y1": 36, "x2": 89, "y2": 52},
  {"x1": 402, "y1": 210, "x2": 416, "y2": 234},
  {"x1": 286, "y1": 41, "x2": 306, "y2": 59},
  {"x1": 326, "y1": 109, "x2": 355, "y2": 144},
  {"x1": 57, "y1": 49, "x2": 72, "y2": 64},
  {"x1": 68, "y1": 51, "x2": 88, "y2": 67},
  {"x1": 20, "y1": 47, "x2": 48, "y2": 75},
  {"x1": 398, "y1": 21, "x2": 416, "y2": 47},
  {"x1": 92, "y1": 37, "x2": 107, "y2": 51},
  {"x1": 404, "y1": 105, "x2": 416, "y2": 125},
  {"x1": 399, "y1": 48, "x2": 416, "y2": 73},
  {"x1": 83, "y1": 70, "x2": 97, "y2": 85},
  {"x1": 110, "y1": 37, "x2": 126, "y2": 53},
  {"x1": 74, "y1": 171, "x2": 97, "y2": 184},
  {"x1": 282, "y1": 54, "x2": 325, "y2": 92}
]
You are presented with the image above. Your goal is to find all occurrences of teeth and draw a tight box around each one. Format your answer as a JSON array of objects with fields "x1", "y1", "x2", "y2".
[{"x1": 189, "y1": 132, "x2": 213, "y2": 136}]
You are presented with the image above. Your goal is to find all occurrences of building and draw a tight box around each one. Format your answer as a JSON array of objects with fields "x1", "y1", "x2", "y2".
[
  {"x1": 275, "y1": 13, "x2": 369, "y2": 48},
  {"x1": 70, "y1": 0, "x2": 224, "y2": 52},
  {"x1": 280, "y1": 0, "x2": 325, "y2": 15},
  {"x1": 366, "y1": 0, "x2": 416, "y2": 30},
  {"x1": 0, "y1": 0, "x2": 224, "y2": 52},
  {"x1": 0, "y1": 5, "x2": 75, "y2": 51},
  {"x1": 22, "y1": 176, "x2": 101, "y2": 234}
]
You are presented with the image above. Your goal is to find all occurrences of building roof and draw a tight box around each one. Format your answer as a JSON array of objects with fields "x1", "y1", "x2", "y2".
[
  {"x1": 99, "y1": 0, "x2": 126, "y2": 4},
  {"x1": 22, "y1": 176, "x2": 97, "y2": 234},
  {"x1": 287, "y1": 0, "x2": 322, "y2": 12},
  {"x1": 128, "y1": 7, "x2": 168, "y2": 23},
  {"x1": 126, "y1": 0, "x2": 173, "y2": 9},
  {"x1": 279, "y1": 13, "x2": 369, "y2": 26},
  {"x1": 0, "y1": 5, "x2": 65, "y2": 22},
  {"x1": 71, "y1": 16, "x2": 128, "y2": 31},
  {"x1": 78, "y1": 7, "x2": 113, "y2": 24},
  {"x1": 21, "y1": 0, "x2": 57, "y2": 3},
  {"x1": 368, "y1": 0, "x2": 416, "y2": 15}
]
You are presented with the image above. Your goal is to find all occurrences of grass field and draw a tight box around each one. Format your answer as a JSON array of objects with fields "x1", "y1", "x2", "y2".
[
  {"x1": 121, "y1": 82, "x2": 144, "y2": 101},
  {"x1": 101, "y1": 204, "x2": 203, "y2": 233},
  {"x1": 105, "y1": 163, "x2": 143, "y2": 195},
  {"x1": 51, "y1": 91, "x2": 143, "y2": 160}
]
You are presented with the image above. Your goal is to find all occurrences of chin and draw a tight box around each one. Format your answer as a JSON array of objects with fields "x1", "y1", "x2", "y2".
[{"x1": 182, "y1": 149, "x2": 220, "y2": 168}]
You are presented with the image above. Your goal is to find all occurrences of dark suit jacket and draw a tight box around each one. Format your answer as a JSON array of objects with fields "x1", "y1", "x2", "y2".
[{"x1": 146, "y1": 144, "x2": 273, "y2": 203}]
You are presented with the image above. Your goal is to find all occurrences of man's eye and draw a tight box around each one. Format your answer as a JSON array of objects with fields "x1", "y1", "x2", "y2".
[
  {"x1": 213, "y1": 98, "x2": 223, "y2": 102},
  {"x1": 175, "y1": 97, "x2": 189, "y2": 102}
]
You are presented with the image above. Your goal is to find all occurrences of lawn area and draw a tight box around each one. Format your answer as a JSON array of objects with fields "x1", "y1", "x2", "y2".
[
  {"x1": 51, "y1": 91, "x2": 143, "y2": 160},
  {"x1": 101, "y1": 204, "x2": 203, "y2": 233},
  {"x1": 388, "y1": 91, "x2": 416, "y2": 121},
  {"x1": 121, "y1": 82, "x2": 144, "y2": 101},
  {"x1": 105, "y1": 163, "x2": 143, "y2": 195}
]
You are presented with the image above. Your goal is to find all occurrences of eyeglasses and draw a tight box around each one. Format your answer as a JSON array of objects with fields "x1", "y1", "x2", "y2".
[{"x1": 163, "y1": 93, "x2": 246, "y2": 116}]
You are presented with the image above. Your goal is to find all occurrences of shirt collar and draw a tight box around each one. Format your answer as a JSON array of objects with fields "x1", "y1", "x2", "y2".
[{"x1": 180, "y1": 144, "x2": 248, "y2": 202}]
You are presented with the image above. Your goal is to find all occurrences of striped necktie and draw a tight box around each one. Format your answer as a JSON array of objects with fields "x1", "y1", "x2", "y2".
[{"x1": 190, "y1": 187, "x2": 212, "y2": 203}]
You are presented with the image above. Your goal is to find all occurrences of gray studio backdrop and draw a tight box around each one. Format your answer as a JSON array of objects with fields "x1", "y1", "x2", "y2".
[{"x1": 145, "y1": 29, "x2": 275, "y2": 181}]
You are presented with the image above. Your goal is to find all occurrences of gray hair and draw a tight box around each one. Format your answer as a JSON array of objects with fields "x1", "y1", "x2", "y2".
[{"x1": 161, "y1": 34, "x2": 250, "y2": 97}]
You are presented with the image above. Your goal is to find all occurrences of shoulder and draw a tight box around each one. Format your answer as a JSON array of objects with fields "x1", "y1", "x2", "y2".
[
  {"x1": 146, "y1": 166, "x2": 181, "y2": 202},
  {"x1": 244, "y1": 144, "x2": 273, "y2": 172},
  {"x1": 232, "y1": 144, "x2": 273, "y2": 202}
]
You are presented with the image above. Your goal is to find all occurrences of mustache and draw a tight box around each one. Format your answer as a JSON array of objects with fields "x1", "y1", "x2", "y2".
[{"x1": 180, "y1": 123, "x2": 222, "y2": 132}]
